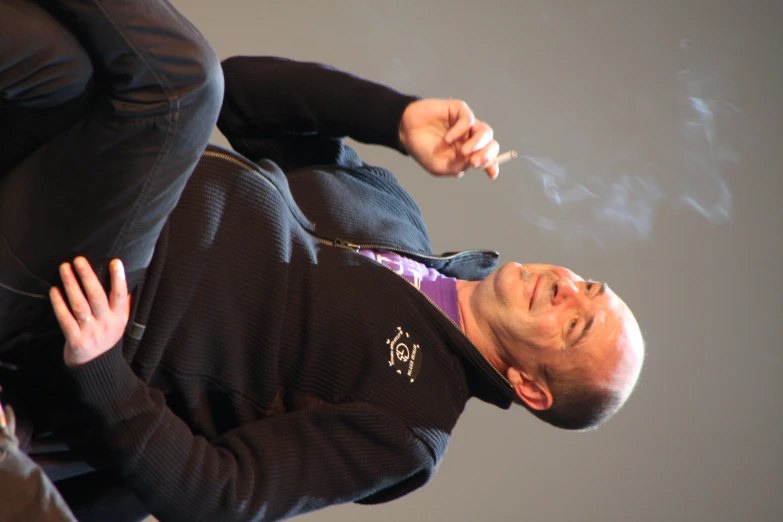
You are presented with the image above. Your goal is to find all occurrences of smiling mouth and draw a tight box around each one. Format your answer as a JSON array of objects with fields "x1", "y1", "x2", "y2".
[{"x1": 529, "y1": 275, "x2": 541, "y2": 310}]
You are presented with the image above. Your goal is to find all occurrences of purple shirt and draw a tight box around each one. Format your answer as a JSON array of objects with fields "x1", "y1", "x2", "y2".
[{"x1": 358, "y1": 249, "x2": 462, "y2": 329}]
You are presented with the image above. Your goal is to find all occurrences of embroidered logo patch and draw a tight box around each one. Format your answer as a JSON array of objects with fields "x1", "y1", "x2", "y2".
[{"x1": 387, "y1": 326, "x2": 423, "y2": 383}]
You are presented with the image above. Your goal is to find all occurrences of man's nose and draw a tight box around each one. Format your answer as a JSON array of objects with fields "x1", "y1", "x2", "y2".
[{"x1": 552, "y1": 279, "x2": 580, "y2": 306}]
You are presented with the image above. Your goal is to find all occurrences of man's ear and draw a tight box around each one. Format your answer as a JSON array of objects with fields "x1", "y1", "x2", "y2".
[{"x1": 507, "y1": 366, "x2": 553, "y2": 411}]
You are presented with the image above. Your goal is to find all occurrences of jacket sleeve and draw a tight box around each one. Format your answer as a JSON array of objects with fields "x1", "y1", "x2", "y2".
[
  {"x1": 66, "y1": 344, "x2": 435, "y2": 522},
  {"x1": 217, "y1": 56, "x2": 420, "y2": 170}
]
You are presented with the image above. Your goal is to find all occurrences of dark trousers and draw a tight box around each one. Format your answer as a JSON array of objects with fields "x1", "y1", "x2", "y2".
[
  {"x1": 0, "y1": 0, "x2": 224, "y2": 349},
  {"x1": 0, "y1": 1, "x2": 223, "y2": 520}
]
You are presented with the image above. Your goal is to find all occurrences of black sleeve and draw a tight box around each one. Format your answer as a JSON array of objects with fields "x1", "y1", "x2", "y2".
[
  {"x1": 67, "y1": 345, "x2": 435, "y2": 522},
  {"x1": 217, "y1": 56, "x2": 420, "y2": 170}
]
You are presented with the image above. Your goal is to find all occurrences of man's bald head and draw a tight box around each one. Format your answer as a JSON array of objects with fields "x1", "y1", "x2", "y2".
[{"x1": 457, "y1": 262, "x2": 645, "y2": 430}]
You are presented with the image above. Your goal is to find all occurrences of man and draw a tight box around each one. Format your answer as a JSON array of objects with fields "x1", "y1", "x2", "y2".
[
  {"x1": 2, "y1": 8, "x2": 644, "y2": 522},
  {"x1": 46, "y1": 55, "x2": 643, "y2": 521}
]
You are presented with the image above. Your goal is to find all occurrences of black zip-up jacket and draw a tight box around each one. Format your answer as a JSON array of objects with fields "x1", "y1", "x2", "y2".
[{"x1": 67, "y1": 56, "x2": 516, "y2": 522}]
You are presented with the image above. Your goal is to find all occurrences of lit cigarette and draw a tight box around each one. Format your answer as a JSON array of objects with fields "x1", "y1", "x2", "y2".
[
  {"x1": 495, "y1": 150, "x2": 518, "y2": 165},
  {"x1": 476, "y1": 150, "x2": 518, "y2": 170}
]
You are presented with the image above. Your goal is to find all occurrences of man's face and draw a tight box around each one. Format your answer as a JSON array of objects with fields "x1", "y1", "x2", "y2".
[{"x1": 472, "y1": 262, "x2": 642, "y2": 393}]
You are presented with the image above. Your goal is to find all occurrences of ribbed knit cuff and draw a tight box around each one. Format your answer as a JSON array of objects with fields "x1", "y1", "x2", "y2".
[
  {"x1": 66, "y1": 342, "x2": 138, "y2": 419},
  {"x1": 373, "y1": 93, "x2": 421, "y2": 155}
]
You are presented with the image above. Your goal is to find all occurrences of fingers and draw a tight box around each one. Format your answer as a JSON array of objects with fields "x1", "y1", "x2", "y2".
[
  {"x1": 108, "y1": 259, "x2": 129, "y2": 315},
  {"x1": 50, "y1": 285, "x2": 81, "y2": 341},
  {"x1": 486, "y1": 163, "x2": 500, "y2": 180},
  {"x1": 54, "y1": 256, "x2": 123, "y2": 326},
  {"x1": 461, "y1": 121, "x2": 494, "y2": 157},
  {"x1": 73, "y1": 257, "x2": 113, "y2": 320},
  {"x1": 77, "y1": 257, "x2": 114, "y2": 319},
  {"x1": 470, "y1": 140, "x2": 501, "y2": 169},
  {"x1": 463, "y1": 139, "x2": 500, "y2": 179},
  {"x1": 443, "y1": 100, "x2": 475, "y2": 145},
  {"x1": 58, "y1": 261, "x2": 96, "y2": 323}
]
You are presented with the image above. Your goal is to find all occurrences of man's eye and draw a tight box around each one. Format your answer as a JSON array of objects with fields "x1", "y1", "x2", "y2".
[
  {"x1": 586, "y1": 282, "x2": 594, "y2": 292},
  {"x1": 570, "y1": 319, "x2": 578, "y2": 330}
]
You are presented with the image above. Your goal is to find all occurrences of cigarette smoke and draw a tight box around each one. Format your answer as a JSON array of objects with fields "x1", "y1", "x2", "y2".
[{"x1": 504, "y1": 58, "x2": 741, "y2": 249}]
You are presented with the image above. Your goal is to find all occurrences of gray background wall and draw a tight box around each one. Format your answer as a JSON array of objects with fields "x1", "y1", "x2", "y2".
[{"x1": 167, "y1": 1, "x2": 782, "y2": 520}]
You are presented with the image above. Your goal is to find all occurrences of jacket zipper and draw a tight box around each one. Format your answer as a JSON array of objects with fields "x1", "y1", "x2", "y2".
[
  {"x1": 203, "y1": 148, "x2": 513, "y2": 390},
  {"x1": 203, "y1": 149, "x2": 490, "y2": 262}
]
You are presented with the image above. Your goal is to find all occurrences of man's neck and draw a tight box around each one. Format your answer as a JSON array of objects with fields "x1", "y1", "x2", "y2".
[{"x1": 455, "y1": 280, "x2": 510, "y2": 376}]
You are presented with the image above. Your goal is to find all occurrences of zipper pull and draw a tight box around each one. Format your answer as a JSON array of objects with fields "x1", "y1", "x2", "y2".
[{"x1": 332, "y1": 238, "x2": 361, "y2": 252}]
